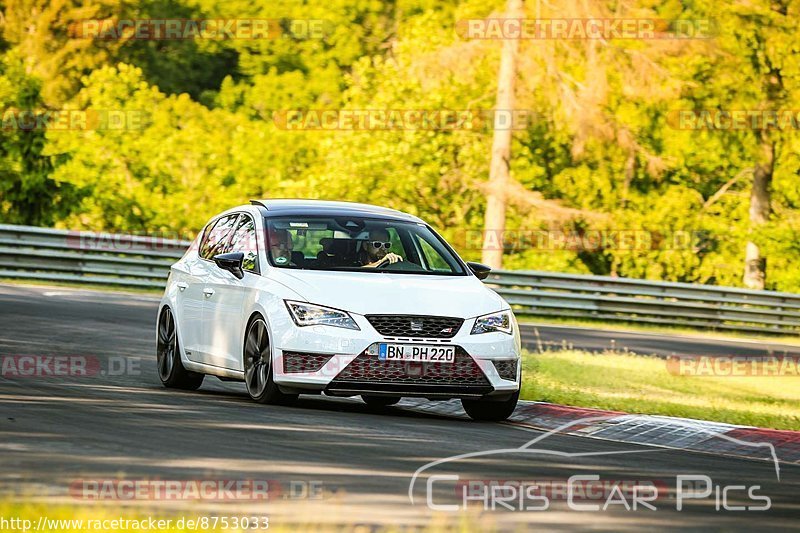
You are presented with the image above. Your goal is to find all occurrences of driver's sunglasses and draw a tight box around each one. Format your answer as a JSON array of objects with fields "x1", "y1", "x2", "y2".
[{"x1": 371, "y1": 241, "x2": 392, "y2": 250}]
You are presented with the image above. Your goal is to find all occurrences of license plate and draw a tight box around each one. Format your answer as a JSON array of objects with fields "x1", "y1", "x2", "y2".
[{"x1": 377, "y1": 343, "x2": 455, "y2": 363}]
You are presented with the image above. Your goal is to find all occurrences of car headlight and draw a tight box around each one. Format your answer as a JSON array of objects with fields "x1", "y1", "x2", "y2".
[
  {"x1": 285, "y1": 301, "x2": 360, "y2": 330},
  {"x1": 471, "y1": 310, "x2": 513, "y2": 335}
]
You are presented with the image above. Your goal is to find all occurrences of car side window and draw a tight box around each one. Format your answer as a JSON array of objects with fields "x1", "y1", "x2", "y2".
[
  {"x1": 228, "y1": 214, "x2": 259, "y2": 273},
  {"x1": 199, "y1": 214, "x2": 238, "y2": 260},
  {"x1": 198, "y1": 219, "x2": 221, "y2": 259}
]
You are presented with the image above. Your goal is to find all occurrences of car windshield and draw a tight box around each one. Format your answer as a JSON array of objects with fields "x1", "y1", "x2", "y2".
[{"x1": 265, "y1": 216, "x2": 465, "y2": 275}]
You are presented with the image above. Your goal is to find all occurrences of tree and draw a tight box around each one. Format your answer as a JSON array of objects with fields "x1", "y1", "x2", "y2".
[
  {"x1": 730, "y1": 0, "x2": 796, "y2": 289},
  {"x1": 687, "y1": 0, "x2": 799, "y2": 289},
  {"x1": 0, "y1": 51, "x2": 81, "y2": 225},
  {"x1": 1, "y1": 0, "x2": 125, "y2": 106},
  {"x1": 744, "y1": 139, "x2": 775, "y2": 289},
  {"x1": 481, "y1": 0, "x2": 522, "y2": 269}
]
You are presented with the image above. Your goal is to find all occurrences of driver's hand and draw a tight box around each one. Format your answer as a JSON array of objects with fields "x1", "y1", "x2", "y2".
[{"x1": 384, "y1": 252, "x2": 403, "y2": 264}]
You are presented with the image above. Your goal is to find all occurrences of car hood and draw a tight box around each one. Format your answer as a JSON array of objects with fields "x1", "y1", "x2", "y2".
[{"x1": 268, "y1": 269, "x2": 507, "y2": 318}]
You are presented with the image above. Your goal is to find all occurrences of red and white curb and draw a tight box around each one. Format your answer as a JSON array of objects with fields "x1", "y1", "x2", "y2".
[{"x1": 400, "y1": 399, "x2": 800, "y2": 465}]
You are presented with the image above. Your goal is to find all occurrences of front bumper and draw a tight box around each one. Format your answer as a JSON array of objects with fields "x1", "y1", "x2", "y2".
[{"x1": 272, "y1": 312, "x2": 521, "y2": 399}]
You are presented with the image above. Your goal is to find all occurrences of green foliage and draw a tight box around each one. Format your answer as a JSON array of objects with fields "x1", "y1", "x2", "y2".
[
  {"x1": 0, "y1": 52, "x2": 79, "y2": 225},
  {"x1": 0, "y1": 0, "x2": 799, "y2": 291}
]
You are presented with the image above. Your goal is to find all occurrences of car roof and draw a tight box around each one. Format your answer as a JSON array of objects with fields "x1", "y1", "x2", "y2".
[{"x1": 248, "y1": 199, "x2": 424, "y2": 223}]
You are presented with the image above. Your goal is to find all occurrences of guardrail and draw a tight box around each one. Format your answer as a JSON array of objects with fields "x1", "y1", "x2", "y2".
[
  {"x1": 0, "y1": 224, "x2": 190, "y2": 290},
  {"x1": 1, "y1": 224, "x2": 798, "y2": 334},
  {"x1": 487, "y1": 270, "x2": 800, "y2": 334}
]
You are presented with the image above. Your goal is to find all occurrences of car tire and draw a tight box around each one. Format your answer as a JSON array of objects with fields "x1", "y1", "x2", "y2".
[
  {"x1": 244, "y1": 316, "x2": 298, "y2": 405},
  {"x1": 462, "y1": 390, "x2": 519, "y2": 422},
  {"x1": 361, "y1": 395, "x2": 401, "y2": 408},
  {"x1": 157, "y1": 307, "x2": 204, "y2": 390}
]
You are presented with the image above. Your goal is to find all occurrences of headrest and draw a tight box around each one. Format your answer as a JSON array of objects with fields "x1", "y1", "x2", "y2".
[{"x1": 318, "y1": 238, "x2": 355, "y2": 255}]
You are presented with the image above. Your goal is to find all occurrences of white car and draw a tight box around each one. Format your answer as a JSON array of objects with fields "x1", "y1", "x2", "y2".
[{"x1": 157, "y1": 200, "x2": 521, "y2": 421}]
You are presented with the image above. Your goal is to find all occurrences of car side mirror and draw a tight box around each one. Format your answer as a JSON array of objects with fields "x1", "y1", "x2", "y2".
[
  {"x1": 466, "y1": 261, "x2": 491, "y2": 280},
  {"x1": 213, "y1": 252, "x2": 245, "y2": 279}
]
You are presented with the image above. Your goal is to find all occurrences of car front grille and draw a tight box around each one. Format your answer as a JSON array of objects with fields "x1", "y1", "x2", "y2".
[
  {"x1": 365, "y1": 315, "x2": 464, "y2": 339},
  {"x1": 326, "y1": 348, "x2": 491, "y2": 396},
  {"x1": 493, "y1": 360, "x2": 518, "y2": 381},
  {"x1": 282, "y1": 351, "x2": 334, "y2": 373}
]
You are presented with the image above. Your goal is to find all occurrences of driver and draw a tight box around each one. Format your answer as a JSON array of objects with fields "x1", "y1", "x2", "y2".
[
  {"x1": 359, "y1": 228, "x2": 403, "y2": 268},
  {"x1": 268, "y1": 227, "x2": 295, "y2": 266}
]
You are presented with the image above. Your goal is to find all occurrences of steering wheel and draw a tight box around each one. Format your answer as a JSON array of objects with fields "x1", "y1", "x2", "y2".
[{"x1": 376, "y1": 258, "x2": 425, "y2": 272}]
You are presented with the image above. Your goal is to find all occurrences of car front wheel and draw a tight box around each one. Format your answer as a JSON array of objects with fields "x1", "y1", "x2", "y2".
[
  {"x1": 244, "y1": 317, "x2": 297, "y2": 405},
  {"x1": 461, "y1": 390, "x2": 519, "y2": 421}
]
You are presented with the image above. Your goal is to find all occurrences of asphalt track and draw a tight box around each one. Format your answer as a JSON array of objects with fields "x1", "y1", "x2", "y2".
[{"x1": 0, "y1": 283, "x2": 798, "y2": 530}]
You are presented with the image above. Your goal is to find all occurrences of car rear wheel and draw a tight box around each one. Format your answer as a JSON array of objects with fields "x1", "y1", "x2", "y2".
[
  {"x1": 157, "y1": 307, "x2": 204, "y2": 390},
  {"x1": 244, "y1": 317, "x2": 297, "y2": 405},
  {"x1": 462, "y1": 390, "x2": 519, "y2": 421},
  {"x1": 361, "y1": 395, "x2": 401, "y2": 408}
]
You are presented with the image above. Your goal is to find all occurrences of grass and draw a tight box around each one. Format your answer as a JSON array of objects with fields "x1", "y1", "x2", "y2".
[
  {"x1": 515, "y1": 314, "x2": 800, "y2": 347},
  {"x1": 519, "y1": 349, "x2": 800, "y2": 430}
]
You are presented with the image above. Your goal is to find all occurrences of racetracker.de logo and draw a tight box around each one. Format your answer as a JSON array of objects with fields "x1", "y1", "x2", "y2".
[
  {"x1": 69, "y1": 479, "x2": 325, "y2": 501},
  {"x1": 1, "y1": 109, "x2": 147, "y2": 131},
  {"x1": 459, "y1": 229, "x2": 709, "y2": 252},
  {"x1": 666, "y1": 355, "x2": 800, "y2": 377},
  {"x1": 0, "y1": 355, "x2": 138, "y2": 378},
  {"x1": 667, "y1": 110, "x2": 800, "y2": 130},
  {"x1": 455, "y1": 18, "x2": 716, "y2": 40},
  {"x1": 273, "y1": 109, "x2": 534, "y2": 131},
  {"x1": 68, "y1": 18, "x2": 329, "y2": 40},
  {"x1": 70, "y1": 479, "x2": 276, "y2": 501}
]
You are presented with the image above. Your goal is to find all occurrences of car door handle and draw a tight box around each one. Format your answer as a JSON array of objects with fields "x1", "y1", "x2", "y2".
[
  {"x1": 203, "y1": 288, "x2": 215, "y2": 297},
  {"x1": 176, "y1": 282, "x2": 188, "y2": 291}
]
